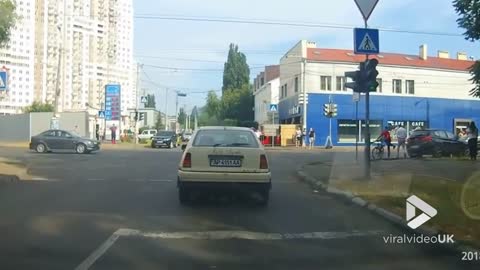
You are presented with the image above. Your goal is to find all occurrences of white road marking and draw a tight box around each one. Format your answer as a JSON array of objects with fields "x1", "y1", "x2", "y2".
[
  {"x1": 148, "y1": 179, "x2": 174, "y2": 182},
  {"x1": 74, "y1": 228, "x2": 385, "y2": 269},
  {"x1": 87, "y1": 178, "x2": 105, "y2": 181},
  {"x1": 30, "y1": 177, "x2": 58, "y2": 182},
  {"x1": 115, "y1": 228, "x2": 385, "y2": 240},
  {"x1": 74, "y1": 229, "x2": 122, "y2": 270}
]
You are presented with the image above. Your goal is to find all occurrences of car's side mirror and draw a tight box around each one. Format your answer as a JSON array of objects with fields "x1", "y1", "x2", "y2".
[{"x1": 181, "y1": 144, "x2": 187, "y2": 151}]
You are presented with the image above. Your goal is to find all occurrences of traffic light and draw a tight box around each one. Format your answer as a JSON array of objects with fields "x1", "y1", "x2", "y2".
[
  {"x1": 323, "y1": 104, "x2": 331, "y2": 117},
  {"x1": 330, "y1": 104, "x2": 338, "y2": 117},
  {"x1": 298, "y1": 93, "x2": 309, "y2": 105},
  {"x1": 363, "y1": 59, "x2": 379, "y2": 92},
  {"x1": 139, "y1": 112, "x2": 145, "y2": 121},
  {"x1": 344, "y1": 62, "x2": 365, "y2": 93}
]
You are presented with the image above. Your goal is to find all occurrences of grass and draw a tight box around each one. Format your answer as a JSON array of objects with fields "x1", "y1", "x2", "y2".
[{"x1": 345, "y1": 173, "x2": 480, "y2": 248}]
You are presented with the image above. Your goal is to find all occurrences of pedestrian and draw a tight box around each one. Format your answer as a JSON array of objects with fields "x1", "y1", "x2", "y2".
[
  {"x1": 467, "y1": 121, "x2": 478, "y2": 161},
  {"x1": 308, "y1": 128, "x2": 315, "y2": 149},
  {"x1": 377, "y1": 126, "x2": 395, "y2": 158},
  {"x1": 95, "y1": 129, "x2": 99, "y2": 141},
  {"x1": 302, "y1": 128, "x2": 307, "y2": 148},
  {"x1": 396, "y1": 124, "x2": 408, "y2": 159},
  {"x1": 110, "y1": 124, "x2": 117, "y2": 144},
  {"x1": 295, "y1": 127, "x2": 302, "y2": 147}
]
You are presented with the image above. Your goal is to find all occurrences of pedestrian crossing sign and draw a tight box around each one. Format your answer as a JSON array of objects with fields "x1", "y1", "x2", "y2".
[
  {"x1": 0, "y1": 71, "x2": 7, "y2": 91},
  {"x1": 354, "y1": 28, "x2": 379, "y2": 54},
  {"x1": 98, "y1": 110, "x2": 105, "y2": 118},
  {"x1": 269, "y1": 104, "x2": 278, "y2": 112}
]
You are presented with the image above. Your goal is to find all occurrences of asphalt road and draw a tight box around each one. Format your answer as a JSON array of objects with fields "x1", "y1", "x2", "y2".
[{"x1": 0, "y1": 147, "x2": 477, "y2": 270}]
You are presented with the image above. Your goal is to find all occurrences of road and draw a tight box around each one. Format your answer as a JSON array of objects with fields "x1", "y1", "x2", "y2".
[{"x1": 0, "y1": 146, "x2": 476, "y2": 269}]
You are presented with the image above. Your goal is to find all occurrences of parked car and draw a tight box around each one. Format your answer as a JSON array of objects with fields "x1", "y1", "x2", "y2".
[
  {"x1": 30, "y1": 129, "x2": 100, "y2": 154},
  {"x1": 151, "y1": 131, "x2": 177, "y2": 148},
  {"x1": 407, "y1": 129, "x2": 468, "y2": 158},
  {"x1": 138, "y1": 129, "x2": 157, "y2": 141},
  {"x1": 177, "y1": 126, "x2": 271, "y2": 205}
]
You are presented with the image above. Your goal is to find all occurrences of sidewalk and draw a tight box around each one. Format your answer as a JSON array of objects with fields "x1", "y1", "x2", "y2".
[{"x1": 299, "y1": 154, "x2": 480, "y2": 249}]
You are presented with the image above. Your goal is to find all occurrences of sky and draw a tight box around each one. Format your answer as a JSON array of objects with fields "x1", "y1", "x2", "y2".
[{"x1": 133, "y1": 0, "x2": 480, "y2": 116}]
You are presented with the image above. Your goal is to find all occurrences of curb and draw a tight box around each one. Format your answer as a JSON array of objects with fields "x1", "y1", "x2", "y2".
[{"x1": 296, "y1": 165, "x2": 480, "y2": 253}]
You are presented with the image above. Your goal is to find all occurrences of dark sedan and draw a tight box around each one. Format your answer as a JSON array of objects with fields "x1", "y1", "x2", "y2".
[
  {"x1": 151, "y1": 131, "x2": 177, "y2": 148},
  {"x1": 407, "y1": 129, "x2": 468, "y2": 158},
  {"x1": 30, "y1": 129, "x2": 100, "y2": 154}
]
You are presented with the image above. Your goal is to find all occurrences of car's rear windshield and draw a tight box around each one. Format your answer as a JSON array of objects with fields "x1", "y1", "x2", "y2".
[
  {"x1": 156, "y1": 131, "x2": 174, "y2": 136},
  {"x1": 410, "y1": 130, "x2": 431, "y2": 137},
  {"x1": 193, "y1": 130, "x2": 259, "y2": 148}
]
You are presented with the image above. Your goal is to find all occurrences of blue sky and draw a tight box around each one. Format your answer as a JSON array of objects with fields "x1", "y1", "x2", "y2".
[{"x1": 133, "y1": 0, "x2": 479, "y2": 115}]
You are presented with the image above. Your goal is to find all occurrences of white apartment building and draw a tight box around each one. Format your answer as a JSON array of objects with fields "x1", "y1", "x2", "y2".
[
  {"x1": 278, "y1": 40, "x2": 477, "y2": 145},
  {"x1": 253, "y1": 65, "x2": 280, "y2": 125},
  {"x1": 34, "y1": 0, "x2": 135, "y2": 119},
  {"x1": 0, "y1": 0, "x2": 36, "y2": 114}
]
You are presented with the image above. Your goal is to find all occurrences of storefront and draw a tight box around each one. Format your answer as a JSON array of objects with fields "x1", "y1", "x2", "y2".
[{"x1": 279, "y1": 93, "x2": 480, "y2": 146}]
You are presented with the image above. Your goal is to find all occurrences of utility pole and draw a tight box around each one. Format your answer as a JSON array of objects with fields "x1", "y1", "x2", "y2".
[
  {"x1": 134, "y1": 63, "x2": 142, "y2": 143},
  {"x1": 302, "y1": 58, "x2": 307, "y2": 147},
  {"x1": 51, "y1": 23, "x2": 63, "y2": 130},
  {"x1": 363, "y1": 20, "x2": 371, "y2": 179},
  {"x1": 164, "y1": 88, "x2": 169, "y2": 130}
]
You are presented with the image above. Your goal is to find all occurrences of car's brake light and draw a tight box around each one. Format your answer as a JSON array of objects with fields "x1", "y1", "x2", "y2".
[
  {"x1": 420, "y1": 135, "x2": 432, "y2": 142},
  {"x1": 260, "y1": 154, "x2": 268, "y2": 169},
  {"x1": 182, "y1": 153, "x2": 192, "y2": 168}
]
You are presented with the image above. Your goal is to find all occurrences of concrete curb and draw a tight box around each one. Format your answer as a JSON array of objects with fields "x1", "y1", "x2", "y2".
[{"x1": 296, "y1": 165, "x2": 480, "y2": 253}]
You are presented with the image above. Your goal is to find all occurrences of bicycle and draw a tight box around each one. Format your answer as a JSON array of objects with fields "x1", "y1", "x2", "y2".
[{"x1": 371, "y1": 140, "x2": 385, "y2": 160}]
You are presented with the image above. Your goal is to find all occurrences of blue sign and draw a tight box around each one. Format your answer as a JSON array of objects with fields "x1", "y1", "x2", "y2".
[
  {"x1": 354, "y1": 28, "x2": 379, "y2": 55},
  {"x1": 105, "y1": 84, "x2": 121, "y2": 121},
  {"x1": 269, "y1": 104, "x2": 278, "y2": 112},
  {"x1": 98, "y1": 111, "x2": 105, "y2": 118},
  {"x1": 0, "y1": 70, "x2": 7, "y2": 91}
]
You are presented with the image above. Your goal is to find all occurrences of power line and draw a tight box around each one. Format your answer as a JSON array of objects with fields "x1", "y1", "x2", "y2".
[
  {"x1": 133, "y1": 15, "x2": 464, "y2": 37},
  {"x1": 143, "y1": 63, "x2": 264, "y2": 72},
  {"x1": 134, "y1": 55, "x2": 268, "y2": 67}
]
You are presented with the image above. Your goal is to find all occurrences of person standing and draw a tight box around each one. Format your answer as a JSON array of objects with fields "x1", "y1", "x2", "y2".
[
  {"x1": 308, "y1": 128, "x2": 316, "y2": 149},
  {"x1": 378, "y1": 126, "x2": 395, "y2": 158},
  {"x1": 302, "y1": 128, "x2": 307, "y2": 148},
  {"x1": 467, "y1": 121, "x2": 478, "y2": 161},
  {"x1": 295, "y1": 127, "x2": 302, "y2": 148},
  {"x1": 110, "y1": 124, "x2": 118, "y2": 144},
  {"x1": 396, "y1": 124, "x2": 408, "y2": 159}
]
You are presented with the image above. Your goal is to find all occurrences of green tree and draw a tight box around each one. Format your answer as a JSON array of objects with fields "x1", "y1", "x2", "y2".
[
  {"x1": 221, "y1": 84, "x2": 254, "y2": 122},
  {"x1": 23, "y1": 101, "x2": 54, "y2": 113},
  {"x1": 177, "y1": 107, "x2": 187, "y2": 128},
  {"x1": 205, "y1": 90, "x2": 220, "y2": 117},
  {"x1": 0, "y1": 0, "x2": 16, "y2": 46},
  {"x1": 155, "y1": 112, "x2": 165, "y2": 130},
  {"x1": 453, "y1": 0, "x2": 480, "y2": 97},
  {"x1": 145, "y1": 94, "x2": 156, "y2": 108},
  {"x1": 222, "y1": 43, "x2": 250, "y2": 92}
]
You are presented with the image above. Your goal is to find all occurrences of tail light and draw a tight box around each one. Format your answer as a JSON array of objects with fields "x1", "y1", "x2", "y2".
[
  {"x1": 420, "y1": 136, "x2": 432, "y2": 142},
  {"x1": 182, "y1": 153, "x2": 192, "y2": 168},
  {"x1": 260, "y1": 154, "x2": 268, "y2": 169}
]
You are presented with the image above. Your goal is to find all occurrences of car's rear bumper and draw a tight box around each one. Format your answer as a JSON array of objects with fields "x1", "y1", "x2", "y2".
[
  {"x1": 151, "y1": 140, "x2": 172, "y2": 147},
  {"x1": 178, "y1": 170, "x2": 271, "y2": 190}
]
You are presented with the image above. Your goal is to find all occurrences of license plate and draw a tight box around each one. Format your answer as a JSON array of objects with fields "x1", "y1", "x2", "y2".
[
  {"x1": 210, "y1": 159, "x2": 242, "y2": 167},
  {"x1": 156, "y1": 140, "x2": 164, "y2": 144},
  {"x1": 410, "y1": 145, "x2": 420, "y2": 149}
]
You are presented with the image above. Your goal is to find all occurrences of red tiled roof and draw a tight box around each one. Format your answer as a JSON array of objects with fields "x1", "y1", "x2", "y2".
[{"x1": 307, "y1": 48, "x2": 474, "y2": 71}]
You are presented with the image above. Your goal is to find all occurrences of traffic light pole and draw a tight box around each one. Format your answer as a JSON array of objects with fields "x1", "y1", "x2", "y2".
[{"x1": 364, "y1": 20, "x2": 371, "y2": 179}]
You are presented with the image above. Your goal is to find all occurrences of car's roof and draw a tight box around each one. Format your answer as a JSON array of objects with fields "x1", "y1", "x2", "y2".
[{"x1": 198, "y1": 126, "x2": 254, "y2": 131}]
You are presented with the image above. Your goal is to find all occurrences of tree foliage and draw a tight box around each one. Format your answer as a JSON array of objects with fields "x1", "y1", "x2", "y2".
[
  {"x1": 453, "y1": 0, "x2": 480, "y2": 97},
  {"x1": 177, "y1": 107, "x2": 187, "y2": 127},
  {"x1": 222, "y1": 43, "x2": 250, "y2": 92},
  {"x1": 205, "y1": 91, "x2": 220, "y2": 117},
  {"x1": 145, "y1": 94, "x2": 156, "y2": 108},
  {"x1": 23, "y1": 101, "x2": 54, "y2": 113},
  {"x1": 155, "y1": 112, "x2": 165, "y2": 130},
  {"x1": 0, "y1": 0, "x2": 16, "y2": 46}
]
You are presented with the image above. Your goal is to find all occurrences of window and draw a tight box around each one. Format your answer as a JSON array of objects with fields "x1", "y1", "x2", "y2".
[
  {"x1": 406, "y1": 80, "x2": 415, "y2": 94},
  {"x1": 320, "y1": 76, "x2": 332, "y2": 91},
  {"x1": 193, "y1": 130, "x2": 259, "y2": 148},
  {"x1": 376, "y1": 78, "x2": 383, "y2": 92},
  {"x1": 336, "y1": 76, "x2": 345, "y2": 91},
  {"x1": 294, "y1": 77, "x2": 299, "y2": 92},
  {"x1": 393, "y1": 79, "x2": 402, "y2": 94},
  {"x1": 284, "y1": 84, "x2": 287, "y2": 97},
  {"x1": 260, "y1": 77, "x2": 264, "y2": 86},
  {"x1": 338, "y1": 120, "x2": 358, "y2": 143}
]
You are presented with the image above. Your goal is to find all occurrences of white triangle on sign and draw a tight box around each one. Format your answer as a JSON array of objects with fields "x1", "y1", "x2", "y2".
[
  {"x1": 358, "y1": 33, "x2": 377, "y2": 52},
  {"x1": 0, "y1": 74, "x2": 5, "y2": 88},
  {"x1": 354, "y1": 0, "x2": 379, "y2": 21}
]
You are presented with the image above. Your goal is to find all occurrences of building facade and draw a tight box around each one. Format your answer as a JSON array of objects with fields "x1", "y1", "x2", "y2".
[
  {"x1": 0, "y1": 0, "x2": 36, "y2": 114},
  {"x1": 278, "y1": 40, "x2": 478, "y2": 146},
  {"x1": 33, "y1": 0, "x2": 135, "y2": 116},
  {"x1": 253, "y1": 65, "x2": 280, "y2": 125}
]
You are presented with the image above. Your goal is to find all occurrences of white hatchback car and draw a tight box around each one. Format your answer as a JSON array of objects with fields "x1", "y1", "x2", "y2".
[{"x1": 178, "y1": 126, "x2": 271, "y2": 205}]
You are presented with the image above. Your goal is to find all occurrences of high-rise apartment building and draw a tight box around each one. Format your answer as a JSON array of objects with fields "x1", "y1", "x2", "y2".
[
  {"x1": 0, "y1": 0, "x2": 36, "y2": 115},
  {"x1": 34, "y1": 0, "x2": 135, "y2": 117}
]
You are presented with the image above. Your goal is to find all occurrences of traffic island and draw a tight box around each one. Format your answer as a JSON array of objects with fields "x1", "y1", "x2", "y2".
[{"x1": 297, "y1": 158, "x2": 480, "y2": 251}]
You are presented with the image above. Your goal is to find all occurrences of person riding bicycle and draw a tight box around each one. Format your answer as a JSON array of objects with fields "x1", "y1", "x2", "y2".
[{"x1": 377, "y1": 126, "x2": 395, "y2": 158}]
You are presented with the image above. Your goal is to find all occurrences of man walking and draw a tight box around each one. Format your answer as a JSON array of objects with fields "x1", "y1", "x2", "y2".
[
  {"x1": 396, "y1": 124, "x2": 408, "y2": 158},
  {"x1": 110, "y1": 124, "x2": 117, "y2": 144},
  {"x1": 308, "y1": 128, "x2": 316, "y2": 149}
]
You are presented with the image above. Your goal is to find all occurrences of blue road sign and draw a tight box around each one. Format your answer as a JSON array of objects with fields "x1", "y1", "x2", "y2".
[
  {"x1": 354, "y1": 28, "x2": 379, "y2": 55},
  {"x1": 269, "y1": 104, "x2": 278, "y2": 112},
  {"x1": 98, "y1": 111, "x2": 105, "y2": 118},
  {"x1": 0, "y1": 70, "x2": 7, "y2": 91}
]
